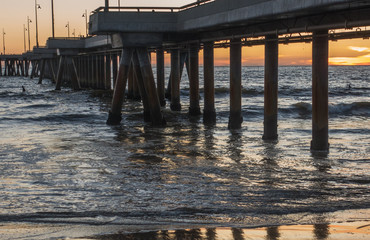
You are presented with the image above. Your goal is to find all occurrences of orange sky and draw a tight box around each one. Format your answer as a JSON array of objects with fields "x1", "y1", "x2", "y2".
[{"x1": 0, "y1": 0, "x2": 369, "y2": 65}]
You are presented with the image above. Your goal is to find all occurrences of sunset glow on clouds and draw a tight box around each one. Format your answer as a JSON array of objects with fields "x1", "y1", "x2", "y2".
[
  {"x1": 348, "y1": 46, "x2": 369, "y2": 52},
  {"x1": 329, "y1": 46, "x2": 370, "y2": 65},
  {"x1": 0, "y1": 1, "x2": 369, "y2": 65}
]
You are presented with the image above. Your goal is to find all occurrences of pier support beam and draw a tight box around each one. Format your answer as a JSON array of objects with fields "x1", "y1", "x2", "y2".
[
  {"x1": 127, "y1": 64, "x2": 134, "y2": 99},
  {"x1": 311, "y1": 30, "x2": 329, "y2": 152},
  {"x1": 228, "y1": 38, "x2": 243, "y2": 129},
  {"x1": 170, "y1": 49, "x2": 181, "y2": 111},
  {"x1": 112, "y1": 54, "x2": 118, "y2": 88},
  {"x1": 49, "y1": 59, "x2": 56, "y2": 83},
  {"x1": 263, "y1": 35, "x2": 279, "y2": 140},
  {"x1": 55, "y1": 56, "x2": 66, "y2": 90},
  {"x1": 166, "y1": 51, "x2": 187, "y2": 100},
  {"x1": 25, "y1": 60, "x2": 29, "y2": 77},
  {"x1": 189, "y1": 43, "x2": 201, "y2": 116},
  {"x1": 38, "y1": 59, "x2": 47, "y2": 84},
  {"x1": 70, "y1": 58, "x2": 81, "y2": 90},
  {"x1": 107, "y1": 48, "x2": 133, "y2": 125},
  {"x1": 132, "y1": 70, "x2": 141, "y2": 101},
  {"x1": 105, "y1": 54, "x2": 112, "y2": 90},
  {"x1": 132, "y1": 52, "x2": 151, "y2": 122},
  {"x1": 203, "y1": 41, "x2": 216, "y2": 124},
  {"x1": 156, "y1": 48, "x2": 166, "y2": 107},
  {"x1": 137, "y1": 48, "x2": 166, "y2": 126}
]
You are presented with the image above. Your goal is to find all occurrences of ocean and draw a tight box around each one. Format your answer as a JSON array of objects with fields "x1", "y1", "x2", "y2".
[{"x1": 0, "y1": 65, "x2": 369, "y2": 238}]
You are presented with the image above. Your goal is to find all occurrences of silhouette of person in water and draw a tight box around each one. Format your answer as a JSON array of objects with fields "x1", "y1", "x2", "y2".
[{"x1": 22, "y1": 86, "x2": 26, "y2": 92}]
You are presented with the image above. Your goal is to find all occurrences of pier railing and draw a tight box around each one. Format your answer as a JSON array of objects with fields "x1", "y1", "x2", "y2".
[{"x1": 93, "y1": 0, "x2": 215, "y2": 13}]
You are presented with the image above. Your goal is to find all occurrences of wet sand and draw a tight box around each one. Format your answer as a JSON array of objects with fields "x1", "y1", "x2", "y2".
[{"x1": 0, "y1": 209, "x2": 368, "y2": 239}]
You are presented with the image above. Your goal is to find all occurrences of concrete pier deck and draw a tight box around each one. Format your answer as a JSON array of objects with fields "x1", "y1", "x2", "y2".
[{"x1": 90, "y1": 0, "x2": 370, "y2": 45}]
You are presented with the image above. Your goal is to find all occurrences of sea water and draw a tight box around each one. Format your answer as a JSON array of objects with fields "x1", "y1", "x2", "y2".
[{"x1": 0, "y1": 66, "x2": 369, "y2": 232}]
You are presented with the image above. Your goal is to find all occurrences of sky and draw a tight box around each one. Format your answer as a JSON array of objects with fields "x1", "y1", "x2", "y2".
[{"x1": 0, "y1": 0, "x2": 369, "y2": 65}]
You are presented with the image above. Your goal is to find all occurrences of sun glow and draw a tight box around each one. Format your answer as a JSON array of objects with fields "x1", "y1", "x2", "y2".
[{"x1": 348, "y1": 46, "x2": 369, "y2": 52}]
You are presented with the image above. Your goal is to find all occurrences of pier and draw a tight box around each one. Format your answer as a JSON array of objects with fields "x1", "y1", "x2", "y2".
[{"x1": 2, "y1": 0, "x2": 370, "y2": 152}]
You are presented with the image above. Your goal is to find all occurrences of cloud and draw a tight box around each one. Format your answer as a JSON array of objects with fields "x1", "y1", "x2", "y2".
[
  {"x1": 348, "y1": 46, "x2": 370, "y2": 52},
  {"x1": 329, "y1": 55, "x2": 370, "y2": 65}
]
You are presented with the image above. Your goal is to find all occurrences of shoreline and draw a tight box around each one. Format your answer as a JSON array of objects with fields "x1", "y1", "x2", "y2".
[{"x1": 0, "y1": 209, "x2": 368, "y2": 239}]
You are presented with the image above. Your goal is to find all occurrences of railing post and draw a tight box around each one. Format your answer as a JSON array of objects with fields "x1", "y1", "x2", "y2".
[{"x1": 105, "y1": 0, "x2": 109, "y2": 12}]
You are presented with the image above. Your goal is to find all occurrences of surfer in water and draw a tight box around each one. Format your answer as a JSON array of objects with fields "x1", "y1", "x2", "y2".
[{"x1": 22, "y1": 86, "x2": 26, "y2": 92}]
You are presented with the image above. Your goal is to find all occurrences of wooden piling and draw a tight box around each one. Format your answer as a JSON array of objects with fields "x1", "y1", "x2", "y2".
[
  {"x1": 156, "y1": 48, "x2": 166, "y2": 107},
  {"x1": 70, "y1": 58, "x2": 81, "y2": 90},
  {"x1": 88, "y1": 56, "x2": 93, "y2": 88},
  {"x1": 137, "y1": 48, "x2": 166, "y2": 126},
  {"x1": 228, "y1": 38, "x2": 243, "y2": 129},
  {"x1": 127, "y1": 63, "x2": 134, "y2": 99},
  {"x1": 20, "y1": 60, "x2": 24, "y2": 76},
  {"x1": 4, "y1": 60, "x2": 8, "y2": 76},
  {"x1": 311, "y1": 30, "x2": 329, "y2": 152},
  {"x1": 107, "y1": 48, "x2": 134, "y2": 125},
  {"x1": 38, "y1": 59, "x2": 46, "y2": 84},
  {"x1": 100, "y1": 55, "x2": 105, "y2": 89},
  {"x1": 203, "y1": 41, "x2": 216, "y2": 124},
  {"x1": 189, "y1": 43, "x2": 201, "y2": 116},
  {"x1": 55, "y1": 56, "x2": 66, "y2": 90},
  {"x1": 16, "y1": 61, "x2": 20, "y2": 76},
  {"x1": 84, "y1": 56, "x2": 88, "y2": 87},
  {"x1": 132, "y1": 51, "x2": 151, "y2": 122},
  {"x1": 166, "y1": 51, "x2": 187, "y2": 100},
  {"x1": 112, "y1": 54, "x2": 118, "y2": 88},
  {"x1": 132, "y1": 69, "x2": 141, "y2": 101},
  {"x1": 25, "y1": 60, "x2": 29, "y2": 77},
  {"x1": 105, "y1": 54, "x2": 112, "y2": 90},
  {"x1": 170, "y1": 49, "x2": 182, "y2": 111},
  {"x1": 95, "y1": 55, "x2": 100, "y2": 89},
  {"x1": 263, "y1": 35, "x2": 279, "y2": 140},
  {"x1": 30, "y1": 61, "x2": 36, "y2": 79}
]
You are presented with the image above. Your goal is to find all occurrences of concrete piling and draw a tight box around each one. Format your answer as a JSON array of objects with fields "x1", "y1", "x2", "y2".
[
  {"x1": 127, "y1": 63, "x2": 134, "y2": 99},
  {"x1": 203, "y1": 41, "x2": 216, "y2": 124},
  {"x1": 112, "y1": 54, "x2": 118, "y2": 88},
  {"x1": 311, "y1": 30, "x2": 329, "y2": 152},
  {"x1": 55, "y1": 56, "x2": 66, "y2": 90},
  {"x1": 188, "y1": 43, "x2": 201, "y2": 116},
  {"x1": 105, "y1": 54, "x2": 112, "y2": 90},
  {"x1": 137, "y1": 47, "x2": 166, "y2": 126},
  {"x1": 38, "y1": 59, "x2": 46, "y2": 84},
  {"x1": 132, "y1": 69, "x2": 141, "y2": 101},
  {"x1": 107, "y1": 48, "x2": 134, "y2": 125},
  {"x1": 132, "y1": 52, "x2": 151, "y2": 122},
  {"x1": 228, "y1": 38, "x2": 243, "y2": 129},
  {"x1": 156, "y1": 48, "x2": 166, "y2": 107},
  {"x1": 170, "y1": 49, "x2": 182, "y2": 111},
  {"x1": 70, "y1": 58, "x2": 81, "y2": 90},
  {"x1": 263, "y1": 35, "x2": 279, "y2": 140}
]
